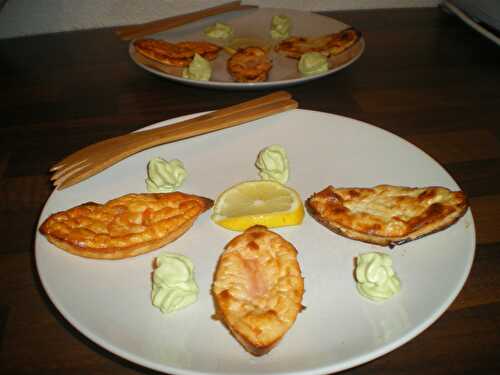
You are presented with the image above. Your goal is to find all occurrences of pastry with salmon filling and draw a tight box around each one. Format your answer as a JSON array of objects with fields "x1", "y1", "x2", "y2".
[
  {"x1": 39, "y1": 192, "x2": 213, "y2": 259},
  {"x1": 133, "y1": 39, "x2": 221, "y2": 67},
  {"x1": 133, "y1": 39, "x2": 195, "y2": 67},
  {"x1": 212, "y1": 225, "x2": 304, "y2": 356},
  {"x1": 227, "y1": 47, "x2": 273, "y2": 82},
  {"x1": 176, "y1": 41, "x2": 221, "y2": 61},
  {"x1": 275, "y1": 27, "x2": 361, "y2": 59},
  {"x1": 306, "y1": 185, "x2": 468, "y2": 247}
]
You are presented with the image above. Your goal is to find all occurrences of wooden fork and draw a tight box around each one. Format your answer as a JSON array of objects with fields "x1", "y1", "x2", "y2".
[
  {"x1": 115, "y1": 1, "x2": 256, "y2": 41},
  {"x1": 50, "y1": 91, "x2": 298, "y2": 190}
]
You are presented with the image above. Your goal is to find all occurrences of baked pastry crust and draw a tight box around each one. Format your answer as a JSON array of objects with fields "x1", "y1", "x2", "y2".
[
  {"x1": 133, "y1": 39, "x2": 221, "y2": 67},
  {"x1": 134, "y1": 39, "x2": 194, "y2": 67},
  {"x1": 39, "y1": 192, "x2": 213, "y2": 259},
  {"x1": 212, "y1": 225, "x2": 304, "y2": 356},
  {"x1": 227, "y1": 47, "x2": 273, "y2": 83},
  {"x1": 176, "y1": 41, "x2": 221, "y2": 61},
  {"x1": 275, "y1": 27, "x2": 361, "y2": 59},
  {"x1": 306, "y1": 185, "x2": 468, "y2": 247}
]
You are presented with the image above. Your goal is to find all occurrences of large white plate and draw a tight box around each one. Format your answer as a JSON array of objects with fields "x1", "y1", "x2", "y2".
[
  {"x1": 129, "y1": 8, "x2": 365, "y2": 90},
  {"x1": 35, "y1": 109, "x2": 475, "y2": 375}
]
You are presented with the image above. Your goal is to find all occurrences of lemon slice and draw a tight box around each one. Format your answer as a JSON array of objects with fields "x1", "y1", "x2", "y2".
[{"x1": 211, "y1": 180, "x2": 304, "y2": 231}]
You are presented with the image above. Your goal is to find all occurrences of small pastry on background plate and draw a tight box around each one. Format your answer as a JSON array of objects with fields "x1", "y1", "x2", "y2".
[
  {"x1": 227, "y1": 47, "x2": 273, "y2": 83},
  {"x1": 133, "y1": 39, "x2": 221, "y2": 67},
  {"x1": 39, "y1": 192, "x2": 213, "y2": 259},
  {"x1": 306, "y1": 184, "x2": 468, "y2": 247},
  {"x1": 212, "y1": 225, "x2": 304, "y2": 356},
  {"x1": 176, "y1": 41, "x2": 221, "y2": 61},
  {"x1": 275, "y1": 27, "x2": 361, "y2": 59},
  {"x1": 133, "y1": 38, "x2": 194, "y2": 67}
]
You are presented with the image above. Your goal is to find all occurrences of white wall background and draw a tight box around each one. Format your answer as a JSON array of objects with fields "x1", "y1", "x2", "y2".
[{"x1": 0, "y1": 0, "x2": 440, "y2": 39}]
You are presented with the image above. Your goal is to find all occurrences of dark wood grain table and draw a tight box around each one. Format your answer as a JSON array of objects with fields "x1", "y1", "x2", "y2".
[{"x1": 1, "y1": 7, "x2": 499, "y2": 375}]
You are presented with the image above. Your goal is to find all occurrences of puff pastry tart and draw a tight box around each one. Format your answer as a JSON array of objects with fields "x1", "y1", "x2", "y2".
[
  {"x1": 227, "y1": 47, "x2": 273, "y2": 83},
  {"x1": 306, "y1": 185, "x2": 468, "y2": 247},
  {"x1": 275, "y1": 27, "x2": 361, "y2": 59},
  {"x1": 133, "y1": 39, "x2": 221, "y2": 67},
  {"x1": 212, "y1": 225, "x2": 304, "y2": 356},
  {"x1": 39, "y1": 192, "x2": 213, "y2": 259}
]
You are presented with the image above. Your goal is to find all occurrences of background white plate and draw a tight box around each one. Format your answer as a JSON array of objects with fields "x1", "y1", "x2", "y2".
[
  {"x1": 36, "y1": 109, "x2": 475, "y2": 375},
  {"x1": 129, "y1": 8, "x2": 365, "y2": 90}
]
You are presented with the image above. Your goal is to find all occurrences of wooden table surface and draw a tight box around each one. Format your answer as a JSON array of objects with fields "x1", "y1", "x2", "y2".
[{"x1": 1, "y1": 7, "x2": 499, "y2": 375}]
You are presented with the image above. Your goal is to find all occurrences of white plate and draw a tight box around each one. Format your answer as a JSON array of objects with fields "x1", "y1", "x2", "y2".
[
  {"x1": 35, "y1": 109, "x2": 475, "y2": 375},
  {"x1": 129, "y1": 8, "x2": 365, "y2": 90}
]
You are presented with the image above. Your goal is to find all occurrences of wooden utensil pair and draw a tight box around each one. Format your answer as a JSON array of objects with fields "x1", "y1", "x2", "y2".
[
  {"x1": 115, "y1": 1, "x2": 255, "y2": 40},
  {"x1": 50, "y1": 91, "x2": 298, "y2": 190}
]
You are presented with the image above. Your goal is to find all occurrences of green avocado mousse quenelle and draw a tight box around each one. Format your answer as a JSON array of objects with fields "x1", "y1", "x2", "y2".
[
  {"x1": 146, "y1": 157, "x2": 187, "y2": 193},
  {"x1": 204, "y1": 22, "x2": 233, "y2": 40},
  {"x1": 255, "y1": 144, "x2": 289, "y2": 184},
  {"x1": 355, "y1": 252, "x2": 401, "y2": 302},
  {"x1": 151, "y1": 252, "x2": 199, "y2": 314},
  {"x1": 270, "y1": 15, "x2": 291, "y2": 39},
  {"x1": 182, "y1": 53, "x2": 212, "y2": 81},
  {"x1": 298, "y1": 52, "x2": 329, "y2": 76}
]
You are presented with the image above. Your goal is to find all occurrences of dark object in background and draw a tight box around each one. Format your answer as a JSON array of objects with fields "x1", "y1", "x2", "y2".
[{"x1": 442, "y1": 0, "x2": 500, "y2": 45}]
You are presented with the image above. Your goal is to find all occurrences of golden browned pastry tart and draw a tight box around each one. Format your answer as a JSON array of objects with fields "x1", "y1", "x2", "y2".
[
  {"x1": 227, "y1": 47, "x2": 273, "y2": 83},
  {"x1": 133, "y1": 39, "x2": 221, "y2": 67},
  {"x1": 39, "y1": 192, "x2": 213, "y2": 259},
  {"x1": 275, "y1": 27, "x2": 361, "y2": 59},
  {"x1": 134, "y1": 39, "x2": 195, "y2": 67},
  {"x1": 212, "y1": 225, "x2": 304, "y2": 356},
  {"x1": 306, "y1": 185, "x2": 468, "y2": 247},
  {"x1": 176, "y1": 41, "x2": 221, "y2": 61}
]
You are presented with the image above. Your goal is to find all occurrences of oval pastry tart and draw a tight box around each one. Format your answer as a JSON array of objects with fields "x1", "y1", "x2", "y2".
[
  {"x1": 39, "y1": 192, "x2": 213, "y2": 259},
  {"x1": 227, "y1": 47, "x2": 273, "y2": 83},
  {"x1": 275, "y1": 27, "x2": 361, "y2": 59},
  {"x1": 306, "y1": 184, "x2": 469, "y2": 247},
  {"x1": 133, "y1": 38, "x2": 221, "y2": 67},
  {"x1": 212, "y1": 225, "x2": 304, "y2": 356}
]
